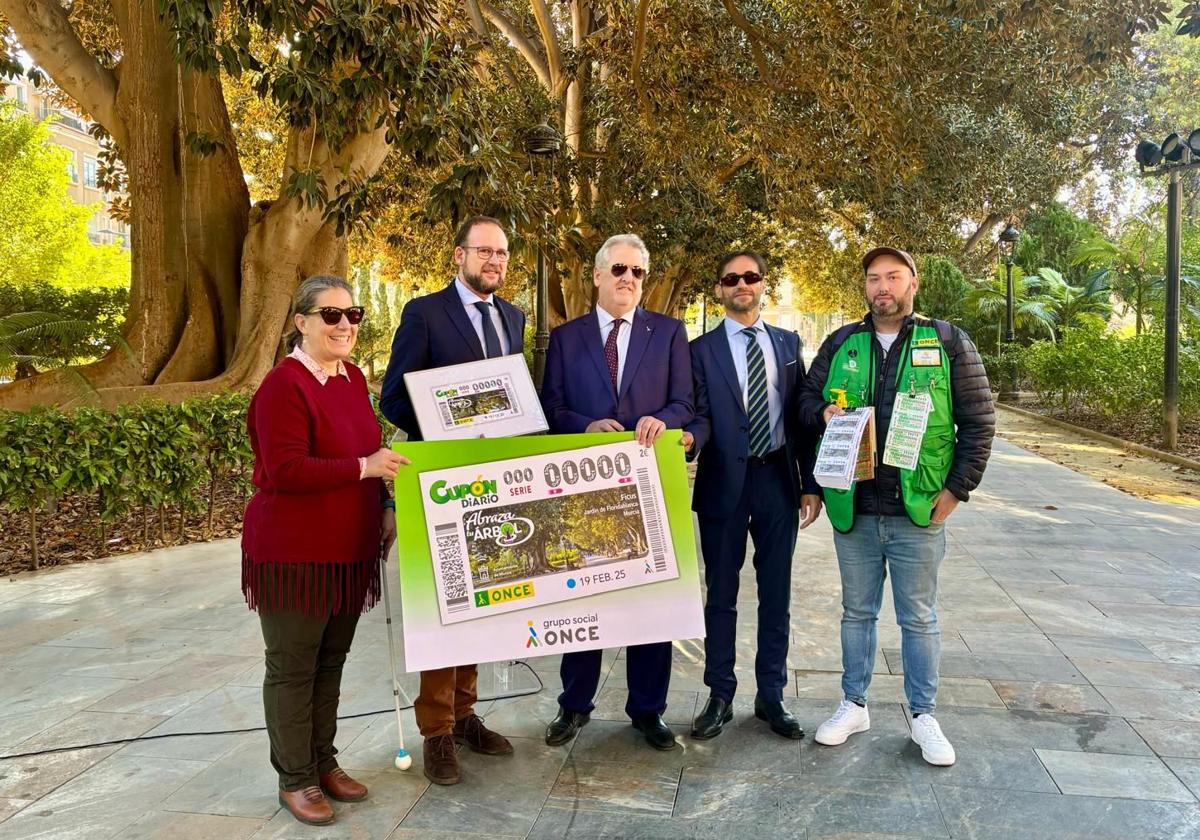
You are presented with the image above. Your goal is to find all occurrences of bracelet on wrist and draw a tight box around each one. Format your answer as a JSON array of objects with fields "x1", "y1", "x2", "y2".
[{"x1": 381, "y1": 498, "x2": 396, "y2": 510}]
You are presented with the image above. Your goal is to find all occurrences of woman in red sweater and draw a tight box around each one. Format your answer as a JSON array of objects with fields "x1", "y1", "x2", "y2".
[{"x1": 242, "y1": 275, "x2": 406, "y2": 826}]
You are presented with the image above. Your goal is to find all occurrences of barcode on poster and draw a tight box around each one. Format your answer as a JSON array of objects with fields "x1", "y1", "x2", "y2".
[
  {"x1": 438, "y1": 401, "x2": 454, "y2": 429},
  {"x1": 636, "y1": 467, "x2": 667, "y2": 572},
  {"x1": 435, "y1": 523, "x2": 470, "y2": 612}
]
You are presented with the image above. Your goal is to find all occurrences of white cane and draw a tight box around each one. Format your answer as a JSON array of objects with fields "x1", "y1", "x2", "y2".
[{"x1": 379, "y1": 542, "x2": 413, "y2": 770}]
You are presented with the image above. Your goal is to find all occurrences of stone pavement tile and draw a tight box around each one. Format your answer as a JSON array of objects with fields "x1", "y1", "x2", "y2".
[
  {"x1": 119, "y1": 728, "x2": 262, "y2": 764},
  {"x1": 1052, "y1": 569, "x2": 1200, "y2": 591},
  {"x1": 1144, "y1": 640, "x2": 1200, "y2": 665},
  {"x1": 0, "y1": 744, "x2": 120, "y2": 800},
  {"x1": 1034, "y1": 749, "x2": 1196, "y2": 802},
  {"x1": 1129, "y1": 721, "x2": 1200, "y2": 758},
  {"x1": 1093, "y1": 686, "x2": 1200, "y2": 723},
  {"x1": 798, "y1": 700, "x2": 1056, "y2": 793},
  {"x1": 788, "y1": 636, "x2": 892, "y2": 674},
  {"x1": 919, "y1": 706, "x2": 1151, "y2": 755},
  {"x1": 590, "y1": 687, "x2": 697, "y2": 727},
  {"x1": 86, "y1": 654, "x2": 258, "y2": 717},
  {"x1": 160, "y1": 739, "x2": 281, "y2": 819},
  {"x1": 144, "y1": 686, "x2": 263, "y2": 736},
  {"x1": 884, "y1": 651, "x2": 1089, "y2": 685},
  {"x1": 1165, "y1": 758, "x2": 1200, "y2": 801},
  {"x1": 120, "y1": 811, "x2": 265, "y2": 840},
  {"x1": 250, "y1": 768, "x2": 425, "y2": 840},
  {"x1": 795, "y1": 671, "x2": 1005, "y2": 709},
  {"x1": 1047, "y1": 634, "x2": 1159, "y2": 663},
  {"x1": 564, "y1": 720, "x2": 692, "y2": 770},
  {"x1": 0, "y1": 675, "x2": 131, "y2": 718},
  {"x1": 8, "y1": 711, "x2": 168, "y2": 755},
  {"x1": 932, "y1": 783, "x2": 1200, "y2": 840},
  {"x1": 0, "y1": 798, "x2": 30, "y2": 823},
  {"x1": 527, "y1": 806, "x2": 763, "y2": 839},
  {"x1": 0, "y1": 753, "x2": 209, "y2": 840},
  {"x1": 957, "y1": 630, "x2": 1060, "y2": 656},
  {"x1": 60, "y1": 647, "x2": 185, "y2": 681},
  {"x1": 545, "y1": 758, "x2": 678, "y2": 815},
  {"x1": 1155, "y1": 590, "x2": 1200, "y2": 606},
  {"x1": 0, "y1": 708, "x2": 79, "y2": 751},
  {"x1": 470, "y1": 688, "x2": 564, "y2": 742},
  {"x1": 398, "y1": 737, "x2": 564, "y2": 837},
  {"x1": 677, "y1": 698, "x2": 803, "y2": 773},
  {"x1": 1072, "y1": 658, "x2": 1200, "y2": 691},
  {"x1": 388, "y1": 831, "x2": 518, "y2": 840},
  {"x1": 335, "y1": 713, "x2": 417, "y2": 774},
  {"x1": 990, "y1": 681, "x2": 1116, "y2": 716},
  {"x1": 673, "y1": 766, "x2": 948, "y2": 836}
]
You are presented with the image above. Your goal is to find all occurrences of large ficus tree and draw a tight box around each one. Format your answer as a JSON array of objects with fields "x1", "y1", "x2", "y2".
[{"x1": 0, "y1": 0, "x2": 475, "y2": 409}]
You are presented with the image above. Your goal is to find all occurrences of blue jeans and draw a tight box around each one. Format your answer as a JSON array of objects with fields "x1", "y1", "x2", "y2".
[{"x1": 832, "y1": 515, "x2": 945, "y2": 715}]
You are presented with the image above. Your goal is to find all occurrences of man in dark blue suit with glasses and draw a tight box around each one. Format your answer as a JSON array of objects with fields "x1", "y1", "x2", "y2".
[
  {"x1": 540, "y1": 233, "x2": 695, "y2": 751},
  {"x1": 686, "y1": 250, "x2": 822, "y2": 741}
]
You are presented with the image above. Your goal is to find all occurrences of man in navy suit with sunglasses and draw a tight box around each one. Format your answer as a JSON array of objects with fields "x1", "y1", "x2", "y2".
[
  {"x1": 540, "y1": 233, "x2": 695, "y2": 751},
  {"x1": 380, "y1": 215, "x2": 522, "y2": 786},
  {"x1": 686, "y1": 250, "x2": 822, "y2": 741}
]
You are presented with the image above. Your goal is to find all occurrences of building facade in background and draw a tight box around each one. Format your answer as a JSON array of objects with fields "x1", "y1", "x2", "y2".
[{"x1": 2, "y1": 77, "x2": 130, "y2": 249}]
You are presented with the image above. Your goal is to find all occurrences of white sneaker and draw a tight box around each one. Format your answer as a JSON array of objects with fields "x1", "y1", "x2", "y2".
[
  {"x1": 814, "y1": 699, "x2": 871, "y2": 746},
  {"x1": 910, "y1": 714, "x2": 956, "y2": 766}
]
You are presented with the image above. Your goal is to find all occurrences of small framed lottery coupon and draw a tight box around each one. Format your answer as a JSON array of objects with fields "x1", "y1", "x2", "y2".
[{"x1": 403, "y1": 354, "x2": 548, "y2": 440}]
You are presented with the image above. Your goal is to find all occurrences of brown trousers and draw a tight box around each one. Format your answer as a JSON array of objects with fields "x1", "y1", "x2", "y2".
[
  {"x1": 260, "y1": 608, "x2": 361, "y2": 791},
  {"x1": 415, "y1": 664, "x2": 478, "y2": 737}
]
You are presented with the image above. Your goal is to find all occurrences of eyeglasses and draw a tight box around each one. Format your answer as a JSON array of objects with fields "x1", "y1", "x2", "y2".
[
  {"x1": 719, "y1": 271, "x2": 763, "y2": 287},
  {"x1": 305, "y1": 306, "x2": 365, "y2": 326},
  {"x1": 462, "y1": 246, "x2": 510, "y2": 262},
  {"x1": 610, "y1": 264, "x2": 647, "y2": 280}
]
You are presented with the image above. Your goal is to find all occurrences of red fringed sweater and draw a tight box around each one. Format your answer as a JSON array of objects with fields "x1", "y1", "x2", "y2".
[{"x1": 242, "y1": 357, "x2": 384, "y2": 615}]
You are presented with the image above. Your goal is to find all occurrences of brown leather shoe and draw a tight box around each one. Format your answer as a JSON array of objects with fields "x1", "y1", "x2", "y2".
[
  {"x1": 453, "y1": 713, "x2": 514, "y2": 755},
  {"x1": 278, "y1": 786, "x2": 335, "y2": 825},
  {"x1": 319, "y1": 767, "x2": 368, "y2": 802},
  {"x1": 423, "y1": 733, "x2": 461, "y2": 785}
]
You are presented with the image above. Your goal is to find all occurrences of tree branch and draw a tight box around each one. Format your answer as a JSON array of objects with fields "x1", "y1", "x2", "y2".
[
  {"x1": 963, "y1": 212, "x2": 1004, "y2": 252},
  {"x1": 630, "y1": 0, "x2": 652, "y2": 118},
  {"x1": 718, "y1": 151, "x2": 754, "y2": 184},
  {"x1": 477, "y1": 0, "x2": 552, "y2": 91},
  {"x1": 0, "y1": 0, "x2": 126, "y2": 147},
  {"x1": 719, "y1": 0, "x2": 789, "y2": 94},
  {"x1": 530, "y1": 0, "x2": 564, "y2": 94}
]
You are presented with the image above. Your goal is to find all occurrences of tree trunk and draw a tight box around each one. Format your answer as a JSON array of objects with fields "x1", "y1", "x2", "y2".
[{"x1": 29, "y1": 509, "x2": 39, "y2": 570}]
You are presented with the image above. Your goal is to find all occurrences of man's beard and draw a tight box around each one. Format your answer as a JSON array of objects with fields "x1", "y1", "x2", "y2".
[
  {"x1": 462, "y1": 266, "x2": 502, "y2": 295},
  {"x1": 724, "y1": 292, "x2": 761, "y2": 313},
  {"x1": 868, "y1": 292, "x2": 912, "y2": 319}
]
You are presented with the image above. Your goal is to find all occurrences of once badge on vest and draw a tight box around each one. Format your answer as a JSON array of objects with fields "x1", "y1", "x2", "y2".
[{"x1": 910, "y1": 347, "x2": 941, "y2": 367}]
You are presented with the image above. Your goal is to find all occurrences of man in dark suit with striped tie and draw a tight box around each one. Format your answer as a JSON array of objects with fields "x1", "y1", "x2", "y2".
[
  {"x1": 380, "y1": 215, "x2": 522, "y2": 786},
  {"x1": 685, "y1": 250, "x2": 822, "y2": 740}
]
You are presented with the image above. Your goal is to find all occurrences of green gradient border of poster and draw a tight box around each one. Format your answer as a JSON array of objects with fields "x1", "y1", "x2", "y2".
[{"x1": 391, "y1": 430, "x2": 701, "y2": 671}]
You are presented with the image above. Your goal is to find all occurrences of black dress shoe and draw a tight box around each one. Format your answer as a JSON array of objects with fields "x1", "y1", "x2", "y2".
[
  {"x1": 691, "y1": 696, "x2": 733, "y2": 740},
  {"x1": 632, "y1": 714, "x2": 678, "y2": 750},
  {"x1": 754, "y1": 697, "x2": 804, "y2": 740},
  {"x1": 545, "y1": 706, "x2": 590, "y2": 746}
]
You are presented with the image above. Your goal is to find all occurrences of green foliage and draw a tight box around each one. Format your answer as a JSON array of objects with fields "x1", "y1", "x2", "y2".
[
  {"x1": 915, "y1": 257, "x2": 970, "y2": 323},
  {"x1": 1020, "y1": 325, "x2": 1200, "y2": 420},
  {"x1": 1014, "y1": 203, "x2": 1102, "y2": 287},
  {"x1": 0, "y1": 283, "x2": 128, "y2": 378},
  {"x1": 0, "y1": 394, "x2": 260, "y2": 568}
]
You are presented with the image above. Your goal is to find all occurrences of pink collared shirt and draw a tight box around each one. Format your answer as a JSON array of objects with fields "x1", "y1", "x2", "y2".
[{"x1": 288, "y1": 346, "x2": 366, "y2": 478}]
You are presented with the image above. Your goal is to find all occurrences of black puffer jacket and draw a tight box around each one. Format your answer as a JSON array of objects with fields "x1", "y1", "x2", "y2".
[{"x1": 798, "y1": 313, "x2": 995, "y2": 517}]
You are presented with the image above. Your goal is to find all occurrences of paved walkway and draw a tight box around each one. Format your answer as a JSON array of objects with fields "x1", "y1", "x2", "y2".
[{"x1": 1, "y1": 438, "x2": 1199, "y2": 839}]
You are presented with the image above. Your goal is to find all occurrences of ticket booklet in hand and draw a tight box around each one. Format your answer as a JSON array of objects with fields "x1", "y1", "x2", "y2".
[
  {"x1": 403, "y1": 354, "x2": 547, "y2": 440},
  {"x1": 814, "y1": 408, "x2": 876, "y2": 490}
]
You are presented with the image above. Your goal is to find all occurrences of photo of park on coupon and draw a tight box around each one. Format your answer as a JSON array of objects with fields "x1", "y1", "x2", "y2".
[
  {"x1": 418, "y1": 439, "x2": 678, "y2": 626},
  {"x1": 434, "y1": 375, "x2": 520, "y2": 430}
]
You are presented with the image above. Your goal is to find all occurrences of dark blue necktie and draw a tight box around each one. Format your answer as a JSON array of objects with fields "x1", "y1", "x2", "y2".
[
  {"x1": 474, "y1": 301, "x2": 502, "y2": 358},
  {"x1": 743, "y1": 327, "x2": 771, "y2": 457}
]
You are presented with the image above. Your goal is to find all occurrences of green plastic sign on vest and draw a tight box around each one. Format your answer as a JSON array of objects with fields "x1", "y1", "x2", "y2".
[{"x1": 819, "y1": 321, "x2": 955, "y2": 533}]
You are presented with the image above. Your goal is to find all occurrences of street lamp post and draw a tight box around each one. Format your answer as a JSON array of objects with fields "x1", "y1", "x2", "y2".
[
  {"x1": 998, "y1": 223, "x2": 1020, "y2": 402},
  {"x1": 1135, "y1": 130, "x2": 1200, "y2": 450},
  {"x1": 524, "y1": 123, "x2": 561, "y2": 390}
]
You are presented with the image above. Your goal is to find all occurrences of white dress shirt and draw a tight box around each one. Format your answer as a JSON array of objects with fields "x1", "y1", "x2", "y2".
[
  {"x1": 723, "y1": 316, "x2": 784, "y2": 451},
  {"x1": 455, "y1": 277, "x2": 510, "y2": 357},
  {"x1": 596, "y1": 305, "x2": 634, "y2": 391}
]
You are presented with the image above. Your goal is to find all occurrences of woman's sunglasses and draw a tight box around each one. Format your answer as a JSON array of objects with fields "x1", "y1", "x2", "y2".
[
  {"x1": 719, "y1": 271, "x2": 763, "y2": 287},
  {"x1": 610, "y1": 264, "x2": 647, "y2": 279},
  {"x1": 305, "y1": 306, "x2": 365, "y2": 326}
]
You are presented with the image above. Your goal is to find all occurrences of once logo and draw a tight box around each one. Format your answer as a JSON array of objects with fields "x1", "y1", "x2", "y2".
[
  {"x1": 525, "y1": 620, "x2": 540, "y2": 648},
  {"x1": 539, "y1": 623, "x2": 600, "y2": 646},
  {"x1": 475, "y1": 582, "x2": 535, "y2": 607}
]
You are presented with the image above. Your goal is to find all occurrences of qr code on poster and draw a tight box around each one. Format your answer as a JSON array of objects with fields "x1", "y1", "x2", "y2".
[{"x1": 435, "y1": 523, "x2": 469, "y2": 614}]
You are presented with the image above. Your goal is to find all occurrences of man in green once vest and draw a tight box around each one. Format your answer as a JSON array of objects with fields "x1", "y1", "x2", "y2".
[{"x1": 799, "y1": 246, "x2": 995, "y2": 766}]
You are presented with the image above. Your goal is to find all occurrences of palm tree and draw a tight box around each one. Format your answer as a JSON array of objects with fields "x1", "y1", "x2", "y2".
[
  {"x1": 1029, "y1": 268, "x2": 1112, "y2": 337},
  {"x1": 1071, "y1": 225, "x2": 1159, "y2": 335},
  {"x1": 966, "y1": 265, "x2": 1058, "y2": 351}
]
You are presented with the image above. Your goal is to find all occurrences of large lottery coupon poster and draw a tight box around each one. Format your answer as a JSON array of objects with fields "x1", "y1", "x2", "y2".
[{"x1": 392, "y1": 432, "x2": 704, "y2": 671}]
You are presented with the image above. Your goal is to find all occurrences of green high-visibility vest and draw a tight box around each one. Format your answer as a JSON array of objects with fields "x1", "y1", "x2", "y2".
[{"x1": 819, "y1": 320, "x2": 954, "y2": 533}]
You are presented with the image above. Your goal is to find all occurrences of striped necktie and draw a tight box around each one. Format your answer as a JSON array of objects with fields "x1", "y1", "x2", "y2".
[{"x1": 743, "y1": 327, "x2": 771, "y2": 457}]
